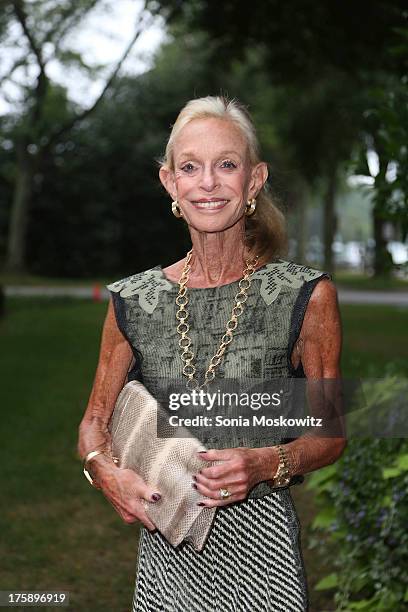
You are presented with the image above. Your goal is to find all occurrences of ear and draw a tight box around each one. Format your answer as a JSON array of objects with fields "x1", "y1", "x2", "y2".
[
  {"x1": 248, "y1": 162, "x2": 268, "y2": 199},
  {"x1": 159, "y1": 166, "x2": 177, "y2": 200}
]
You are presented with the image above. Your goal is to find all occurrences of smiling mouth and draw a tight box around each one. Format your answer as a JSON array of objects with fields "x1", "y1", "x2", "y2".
[{"x1": 191, "y1": 199, "x2": 229, "y2": 209}]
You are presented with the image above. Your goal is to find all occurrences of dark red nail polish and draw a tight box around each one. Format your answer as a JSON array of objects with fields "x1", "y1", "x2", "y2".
[
  {"x1": 197, "y1": 451, "x2": 206, "y2": 454},
  {"x1": 191, "y1": 483, "x2": 197, "y2": 489},
  {"x1": 192, "y1": 475, "x2": 197, "y2": 481},
  {"x1": 151, "y1": 493, "x2": 161, "y2": 502},
  {"x1": 197, "y1": 502, "x2": 205, "y2": 506}
]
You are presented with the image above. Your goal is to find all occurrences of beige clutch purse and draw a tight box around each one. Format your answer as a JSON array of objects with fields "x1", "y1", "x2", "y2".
[{"x1": 108, "y1": 380, "x2": 218, "y2": 551}]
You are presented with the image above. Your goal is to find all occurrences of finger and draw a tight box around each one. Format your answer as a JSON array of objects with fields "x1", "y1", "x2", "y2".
[
  {"x1": 196, "y1": 496, "x2": 239, "y2": 509},
  {"x1": 138, "y1": 507, "x2": 157, "y2": 532},
  {"x1": 197, "y1": 449, "x2": 233, "y2": 462},
  {"x1": 120, "y1": 507, "x2": 156, "y2": 531},
  {"x1": 102, "y1": 473, "x2": 161, "y2": 524},
  {"x1": 126, "y1": 471, "x2": 162, "y2": 504},
  {"x1": 140, "y1": 488, "x2": 162, "y2": 503},
  {"x1": 197, "y1": 462, "x2": 235, "y2": 480},
  {"x1": 105, "y1": 496, "x2": 139, "y2": 525},
  {"x1": 195, "y1": 473, "x2": 245, "y2": 491},
  {"x1": 194, "y1": 481, "x2": 221, "y2": 499},
  {"x1": 196, "y1": 455, "x2": 248, "y2": 480},
  {"x1": 193, "y1": 481, "x2": 242, "y2": 500},
  {"x1": 117, "y1": 497, "x2": 157, "y2": 531}
]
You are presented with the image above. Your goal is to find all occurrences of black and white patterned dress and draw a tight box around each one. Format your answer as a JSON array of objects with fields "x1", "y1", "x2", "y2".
[{"x1": 107, "y1": 258, "x2": 330, "y2": 612}]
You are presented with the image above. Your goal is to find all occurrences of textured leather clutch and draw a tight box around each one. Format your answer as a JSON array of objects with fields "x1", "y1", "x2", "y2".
[{"x1": 108, "y1": 380, "x2": 218, "y2": 551}]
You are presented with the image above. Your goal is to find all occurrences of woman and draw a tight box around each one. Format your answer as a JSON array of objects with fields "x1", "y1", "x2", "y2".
[{"x1": 78, "y1": 96, "x2": 346, "y2": 611}]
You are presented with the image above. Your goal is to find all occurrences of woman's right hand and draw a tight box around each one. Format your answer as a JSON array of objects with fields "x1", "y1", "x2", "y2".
[{"x1": 89, "y1": 454, "x2": 160, "y2": 531}]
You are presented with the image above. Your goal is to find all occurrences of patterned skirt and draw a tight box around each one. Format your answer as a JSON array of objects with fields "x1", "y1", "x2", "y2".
[{"x1": 131, "y1": 489, "x2": 308, "y2": 612}]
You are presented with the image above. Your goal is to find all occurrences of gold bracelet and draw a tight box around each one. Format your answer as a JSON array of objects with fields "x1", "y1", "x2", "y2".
[
  {"x1": 83, "y1": 449, "x2": 106, "y2": 489},
  {"x1": 83, "y1": 448, "x2": 120, "y2": 489},
  {"x1": 272, "y1": 445, "x2": 292, "y2": 488}
]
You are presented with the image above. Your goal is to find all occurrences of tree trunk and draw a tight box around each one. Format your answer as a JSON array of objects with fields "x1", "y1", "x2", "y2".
[
  {"x1": 297, "y1": 199, "x2": 307, "y2": 263},
  {"x1": 323, "y1": 165, "x2": 338, "y2": 275},
  {"x1": 292, "y1": 179, "x2": 308, "y2": 263},
  {"x1": 4, "y1": 143, "x2": 33, "y2": 274},
  {"x1": 373, "y1": 202, "x2": 393, "y2": 277},
  {"x1": 371, "y1": 153, "x2": 393, "y2": 277}
]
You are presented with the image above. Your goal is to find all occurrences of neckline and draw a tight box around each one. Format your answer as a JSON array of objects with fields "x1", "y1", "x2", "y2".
[{"x1": 156, "y1": 262, "x2": 270, "y2": 291}]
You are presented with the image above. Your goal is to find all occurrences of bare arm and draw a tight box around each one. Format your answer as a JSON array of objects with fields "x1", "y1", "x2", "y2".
[
  {"x1": 195, "y1": 278, "x2": 347, "y2": 507},
  {"x1": 280, "y1": 277, "x2": 347, "y2": 475},
  {"x1": 77, "y1": 297, "x2": 133, "y2": 460},
  {"x1": 77, "y1": 298, "x2": 159, "y2": 529},
  {"x1": 255, "y1": 277, "x2": 346, "y2": 482}
]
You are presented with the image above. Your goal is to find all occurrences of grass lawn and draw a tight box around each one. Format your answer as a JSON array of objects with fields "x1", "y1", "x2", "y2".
[
  {"x1": 0, "y1": 299, "x2": 406, "y2": 611},
  {"x1": 0, "y1": 299, "x2": 137, "y2": 612},
  {"x1": 340, "y1": 304, "x2": 408, "y2": 377},
  {"x1": 334, "y1": 270, "x2": 408, "y2": 292}
]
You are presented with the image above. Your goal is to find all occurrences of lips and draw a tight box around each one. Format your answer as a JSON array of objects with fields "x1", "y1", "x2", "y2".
[{"x1": 191, "y1": 199, "x2": 229, "y2": 209}]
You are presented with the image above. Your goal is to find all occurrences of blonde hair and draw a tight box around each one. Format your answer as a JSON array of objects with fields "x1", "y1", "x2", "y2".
[{"x1": 161, "y1": 96, "x2": 288, "y2": 263}]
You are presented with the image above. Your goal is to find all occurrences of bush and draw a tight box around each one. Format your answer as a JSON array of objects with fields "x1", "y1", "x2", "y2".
[{"x1": 307, "y1": 375, "x2": 408, "y2": 611}]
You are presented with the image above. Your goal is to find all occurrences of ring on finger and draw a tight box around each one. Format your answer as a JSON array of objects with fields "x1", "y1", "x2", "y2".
[{"x1": 219, "y1": 488, "x2": 231, "y2": 500}]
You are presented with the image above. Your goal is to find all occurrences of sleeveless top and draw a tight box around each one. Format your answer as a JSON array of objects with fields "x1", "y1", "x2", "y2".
[{"x1": 107, "y1": 258, "x2": 331, "y2": 499}]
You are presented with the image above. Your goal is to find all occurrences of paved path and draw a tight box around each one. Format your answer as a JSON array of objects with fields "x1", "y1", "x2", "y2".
[
  {"x1": 337, "y1": 288, "x2": 408, "y2": 306},
  {"x1": 4, "y1": 286, "x2": 408, "y2": 306},
  {"x1": 5, "y1": 286, "x2": 101, "y2": 299}
]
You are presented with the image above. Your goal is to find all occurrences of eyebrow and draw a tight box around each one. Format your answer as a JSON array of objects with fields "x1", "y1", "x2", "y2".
[{"x1": 177, "y1": 150, "x2": 243, "y2": 161}]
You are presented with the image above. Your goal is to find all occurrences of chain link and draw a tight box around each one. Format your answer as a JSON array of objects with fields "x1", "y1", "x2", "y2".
[{"x1": 176, "y1": 249, "x2": 259, "y2": 389}]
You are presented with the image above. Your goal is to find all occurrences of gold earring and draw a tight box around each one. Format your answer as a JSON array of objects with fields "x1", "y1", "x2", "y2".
[
  {"x1": 245, "y1": 198, "x2": 256, "y2": 216},
  {"x1": 172, "y1": 200, "x2": 183, "y2": 218}
]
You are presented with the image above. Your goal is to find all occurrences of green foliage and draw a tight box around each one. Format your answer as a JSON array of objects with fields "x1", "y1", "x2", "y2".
[
  {"x1": 149, "y1": 1, "x2": 407, "y2": 80},
  {"x1": 307, "y1": 377, "x2": 408, "y2": 611},
  {"x1": 357, "y1": 74, "x2": 408, "y2": 241},
  {"x1": 23, "y1": 30, "x2": 232, "y2": 276},
  {"x1": 346, "y1": 375, "x2": 408, "y2": 439},
  {"x1": 152, "y1": 0, "x2": 408, "y2": 273},
  {"x1": 315, "y1": 572, "x2": 338, "y2": 591},
  {"x1": 2, "y1": 1, "x2": 408, "y2": 276}
]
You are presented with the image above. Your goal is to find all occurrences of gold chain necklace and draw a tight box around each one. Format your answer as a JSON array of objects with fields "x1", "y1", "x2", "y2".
[{"x1": 176, "y1": 249, "x2": 259, "y2": 389}]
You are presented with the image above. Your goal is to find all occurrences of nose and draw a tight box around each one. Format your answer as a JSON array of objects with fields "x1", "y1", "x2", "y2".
[{"x1": 199, "y1": 165, "x2": 219, "y2": 191}]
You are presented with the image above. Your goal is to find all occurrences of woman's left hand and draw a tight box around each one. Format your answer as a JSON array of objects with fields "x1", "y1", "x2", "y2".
[{"x1": 193, "y1": 447, "x2": 279, "y2": 508}]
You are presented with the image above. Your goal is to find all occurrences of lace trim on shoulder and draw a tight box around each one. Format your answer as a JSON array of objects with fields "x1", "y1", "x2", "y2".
[
  {"x1": 252, "y1": 259, "x2": 329, "y2": 305},
  {"x1": 106, "y1": 268, "x2": 173, "y2": 314}
]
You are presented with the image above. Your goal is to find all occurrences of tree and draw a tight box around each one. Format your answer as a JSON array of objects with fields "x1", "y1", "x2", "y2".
[
  {"x1": 352, "y1": 74, "x2": 408, "y2": 275},
  {"x1": 12, "y1": 25, "x2": 223, "y2": 277},
  {"x1": 1, "y1": 0, "x2": 155, "y2": 273},
  {"x1": 148, "y1": 0, "x2": 408, "y2": 275}
]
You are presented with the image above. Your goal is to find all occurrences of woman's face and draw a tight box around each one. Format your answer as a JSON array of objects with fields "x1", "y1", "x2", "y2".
[{"x1": 160, "y1": 117, "x2": 267, "y2": 233}]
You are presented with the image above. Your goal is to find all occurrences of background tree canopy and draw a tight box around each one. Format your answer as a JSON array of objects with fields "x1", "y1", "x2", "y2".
[{"x1": 0, "y1": 0, "x2": 407, "y2": 277}]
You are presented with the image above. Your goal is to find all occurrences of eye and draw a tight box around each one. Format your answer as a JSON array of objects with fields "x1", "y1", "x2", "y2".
[
  {"x1": 181, "y1": 162, "x2": 196, "y2": 173},
  {"x1": 220, "y1": 160, "x2": 237, "y2": 169}
]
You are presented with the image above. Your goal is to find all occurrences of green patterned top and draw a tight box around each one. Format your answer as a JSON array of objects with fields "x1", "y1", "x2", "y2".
[{"x1": 107, "y1": 258, "x2": 330, "y2": 497}]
